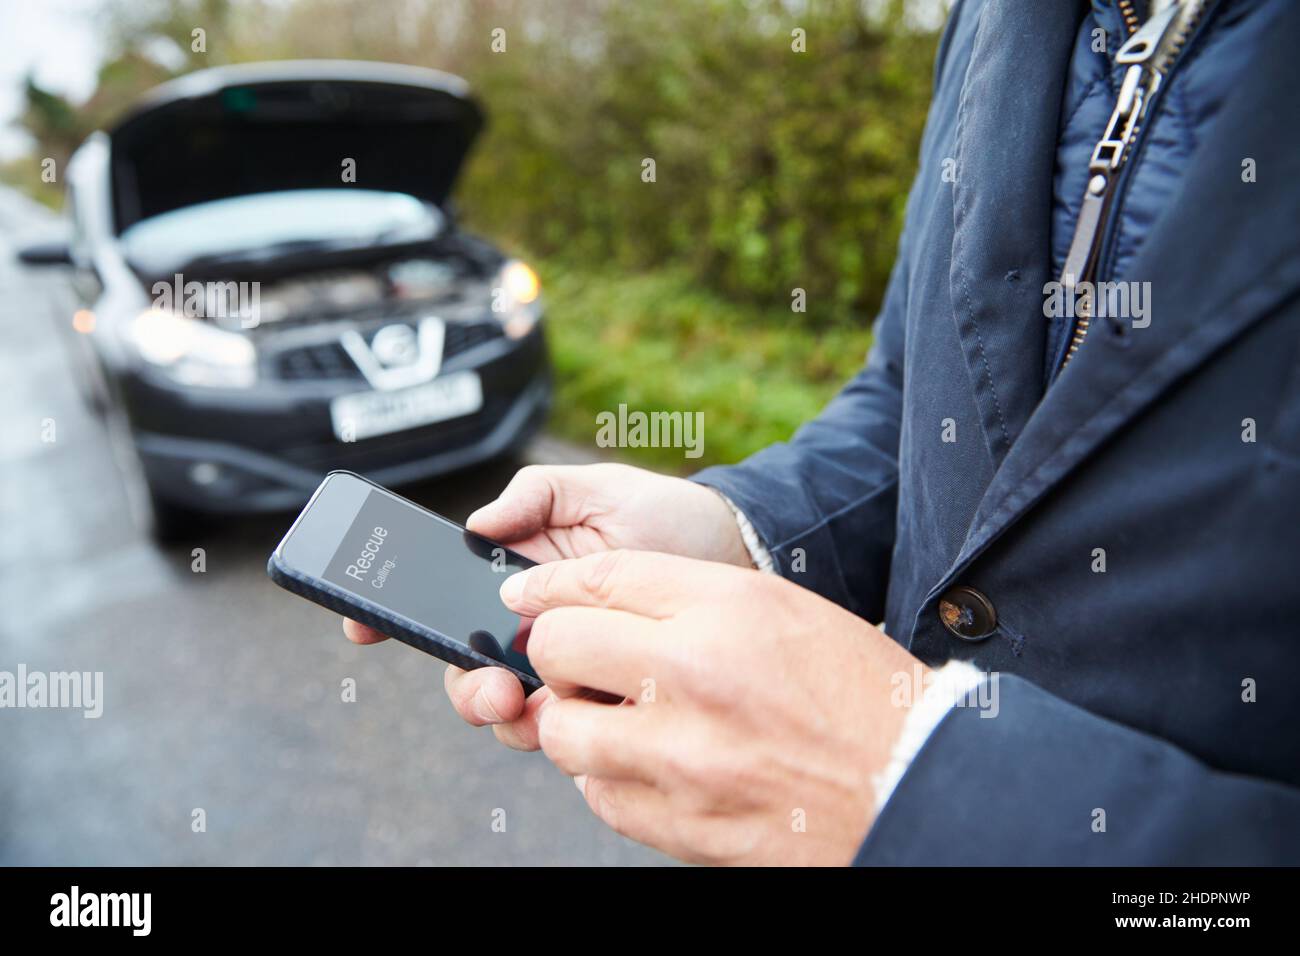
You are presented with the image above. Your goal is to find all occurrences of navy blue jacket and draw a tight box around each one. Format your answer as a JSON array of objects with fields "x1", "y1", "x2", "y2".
[{"x1": 695, "y1": 0, "x2": 1300, "y2": 864}]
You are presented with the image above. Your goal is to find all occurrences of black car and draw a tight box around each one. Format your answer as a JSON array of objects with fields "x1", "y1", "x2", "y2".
[{"x1": 18, "y1": 60, "x2": 551, "y2": 540}]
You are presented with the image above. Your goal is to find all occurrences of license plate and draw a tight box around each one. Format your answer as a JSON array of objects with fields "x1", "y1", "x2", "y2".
[{"x1": 330, "y1": 371, "x2": 484, "y2": 441}]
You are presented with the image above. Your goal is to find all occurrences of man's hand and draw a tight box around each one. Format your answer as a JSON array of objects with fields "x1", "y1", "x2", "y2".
[
  {"x1": 497, "y1": 549, "x2": 927, "y2": 866},
  {"x1": 462, "y1": 462, "x2": 753, "y2": 566},
  {"x1": 342, "y1": 463, "x2": 751, "y2": 749}
]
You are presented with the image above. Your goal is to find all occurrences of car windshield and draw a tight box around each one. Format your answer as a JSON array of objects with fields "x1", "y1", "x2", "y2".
[{"x1": 120, "y1": 189, "x2": 445, "y2": 275}]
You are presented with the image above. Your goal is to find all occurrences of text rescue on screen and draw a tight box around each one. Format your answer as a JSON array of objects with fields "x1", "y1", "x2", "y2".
[{"x1": 344, "y1": 525, "x2": 397, "y2": 588}]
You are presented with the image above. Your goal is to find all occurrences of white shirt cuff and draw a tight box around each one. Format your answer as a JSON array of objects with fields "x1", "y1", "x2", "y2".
[
  {"x1": 871, "y1": 659, "x2": 985, "y2": 814},
  {"x1": 714, "y1": 491, "x2": 776, "y2": 574}
]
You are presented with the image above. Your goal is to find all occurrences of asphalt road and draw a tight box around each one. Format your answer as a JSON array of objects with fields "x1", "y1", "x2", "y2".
[{"x1": 0, "y1": 188, "x2": 666, "y2": 865}]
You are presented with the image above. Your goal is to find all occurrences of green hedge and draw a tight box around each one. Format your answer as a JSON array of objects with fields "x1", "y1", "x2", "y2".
[{"x1": 455, "y1": 0, "x2": 937, "y2": 328}]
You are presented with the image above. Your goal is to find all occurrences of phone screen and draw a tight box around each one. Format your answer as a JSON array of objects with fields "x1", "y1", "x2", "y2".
[{"x1": 297, "y1": 478, "x2": 537, "y2": 679}]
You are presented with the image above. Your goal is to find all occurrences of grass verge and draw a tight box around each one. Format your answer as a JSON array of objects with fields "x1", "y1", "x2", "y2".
[{"x1": 536, "y1": 259, "x2": 874, "y2": 472}]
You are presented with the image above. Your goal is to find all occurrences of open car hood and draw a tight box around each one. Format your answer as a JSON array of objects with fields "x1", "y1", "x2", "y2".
[{"x1": 106, "y1": 60, "x2": 484, "y2": 234}]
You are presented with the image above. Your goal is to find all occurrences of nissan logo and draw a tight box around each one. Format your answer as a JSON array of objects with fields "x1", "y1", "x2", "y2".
[{"x1": 369, "y1": 324, "x2": 419, "y2": 368}]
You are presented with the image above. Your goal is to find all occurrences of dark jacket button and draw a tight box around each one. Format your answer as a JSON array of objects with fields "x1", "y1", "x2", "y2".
[{"x1": 938, "y1": 586, "x2": 997, "y2": 641}]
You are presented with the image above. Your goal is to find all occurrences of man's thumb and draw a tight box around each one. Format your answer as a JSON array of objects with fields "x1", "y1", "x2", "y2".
[{"x1": 466, "y1": 466, "x2": 557, "y2": 541}]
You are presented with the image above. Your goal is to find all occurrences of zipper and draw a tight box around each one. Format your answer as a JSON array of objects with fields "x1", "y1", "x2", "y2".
[
  {"x1": 1117, "y1": 0, "x2": 1142, "y2": 36},
  {"x1": 1055, "y1": 0, "x2": 1212, "y2": 373}
]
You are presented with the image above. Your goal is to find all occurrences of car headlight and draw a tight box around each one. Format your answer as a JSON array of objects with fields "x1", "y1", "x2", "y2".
[
  {"x1": 492, "y1": 260, "x2": 542, "y2": 339},
  {"x1": 130, "y1": 308, "x2": 257, "y2": 388}
]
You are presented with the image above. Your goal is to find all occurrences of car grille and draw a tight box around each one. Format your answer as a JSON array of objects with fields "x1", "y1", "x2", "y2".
[
  {"x1": 444, "y1": 319, "x2": 503, "y2": 356},
  {"x1": 275, "y1": 342, "x2": 361, "y2": 381},
  {"x1": 271, "y1": 320, "x2": 504, "y2": 382}
]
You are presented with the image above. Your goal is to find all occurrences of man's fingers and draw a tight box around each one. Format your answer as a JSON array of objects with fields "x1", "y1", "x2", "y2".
[
  {"x1": 537, "y1": 697, "x2": 662, "y2": 786},
  {"x1": 528, "y1": 606, "x2": 665, "y2": 700},
  {"x1": 501, "y1": 549, "x2": 740, "y2": 618},
  {"x1": 490, "y1": 686, "x2": 552, "y2": 751},
  {"x1": 578, "y1": 775, "x2": 676, "y2": 851},
  {"x1": 467, "y1": 464, "x2": 611, "y2": 543},
  {"x1": 466, "y1": 465, "x2": 553, "y2": 541},
  {"x1": 443, "y1": 664, "x2": 527, "y2": 727},
  {"x1": 342, "y1": 618, "x2": 389, "y2": 644},
  {"x1": 444, "y1": 665, "x2": 548, "y2": 752}
]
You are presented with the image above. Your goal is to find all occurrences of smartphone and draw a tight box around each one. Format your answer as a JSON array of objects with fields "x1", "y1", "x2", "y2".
[{"x1": 267, "y1": 470, "x2": 541, "y2": 692}]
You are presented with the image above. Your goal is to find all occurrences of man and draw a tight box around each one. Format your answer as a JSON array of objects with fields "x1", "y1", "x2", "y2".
[{"x1": 347, "y1": 0, "x2": 1300, "y2": 864}]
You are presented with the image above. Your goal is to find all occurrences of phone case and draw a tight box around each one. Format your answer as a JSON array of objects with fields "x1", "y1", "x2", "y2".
[{"x1": 267, "y1": 521, "x2": 543, "y2": 694}]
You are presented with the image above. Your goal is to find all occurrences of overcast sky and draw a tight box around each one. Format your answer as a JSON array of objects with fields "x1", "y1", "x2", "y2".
[{"x1": 0, "y1": 0, "x2": 104, "y2": 159}]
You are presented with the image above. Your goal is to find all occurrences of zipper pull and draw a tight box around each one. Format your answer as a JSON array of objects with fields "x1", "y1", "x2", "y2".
[
  {"x1": 1062, "y1": 3, "x2": 1183, "y2": 285},
  {"x1": 1057, "y1": 2, "x2": 1186, "y2": 368}
]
